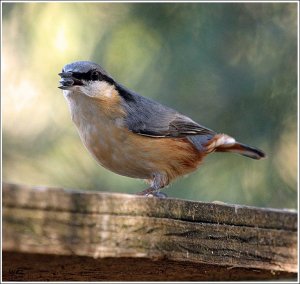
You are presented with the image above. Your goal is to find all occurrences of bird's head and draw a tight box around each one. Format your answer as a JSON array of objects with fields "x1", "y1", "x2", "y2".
[{"x1": 58, "y1": 61, "x2": 115, "y2": 98}]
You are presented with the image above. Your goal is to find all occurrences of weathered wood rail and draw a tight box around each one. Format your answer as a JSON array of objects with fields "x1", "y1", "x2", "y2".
[{"x1": 2, "y1": 182, "x2": 298, "y2": 281}]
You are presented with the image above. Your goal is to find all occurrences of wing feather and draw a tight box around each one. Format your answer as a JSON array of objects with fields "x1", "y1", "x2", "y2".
[{"x1": 118, "y1": 84, "x2": 216, "y2": 138}]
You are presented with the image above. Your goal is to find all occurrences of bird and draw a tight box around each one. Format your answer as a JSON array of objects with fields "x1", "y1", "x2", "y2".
[{"x1": 58, "y1": 61, "x2": 266, "y2": 197}]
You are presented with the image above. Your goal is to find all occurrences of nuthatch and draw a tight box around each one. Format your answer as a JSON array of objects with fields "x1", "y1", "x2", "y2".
[{"x1": 59, "y1": 61, "x2": 266, "y2": 197}]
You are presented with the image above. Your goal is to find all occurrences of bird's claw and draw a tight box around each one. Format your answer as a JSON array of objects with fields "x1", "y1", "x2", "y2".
[{"x1": 145, "y1": 191, "x2": 167, "y2": 198}]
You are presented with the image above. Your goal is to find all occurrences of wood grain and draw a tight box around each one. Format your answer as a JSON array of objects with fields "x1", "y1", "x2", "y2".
[{"x1": 2, "y1": 182, "x2": 298, "y2": 281}]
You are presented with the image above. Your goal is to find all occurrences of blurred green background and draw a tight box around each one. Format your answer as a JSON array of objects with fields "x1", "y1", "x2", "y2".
[{"x1": 2, "y1": 2, "x2": 297, "y2": 208}]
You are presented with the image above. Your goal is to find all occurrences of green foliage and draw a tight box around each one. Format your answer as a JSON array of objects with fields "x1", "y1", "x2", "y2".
[{"x1": 2, "y1": 2, "x2": 297, "y2": 208}]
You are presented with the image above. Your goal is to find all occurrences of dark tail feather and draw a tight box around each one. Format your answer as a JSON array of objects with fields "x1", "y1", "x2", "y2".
[{"x1": 216, "y1": 142, "x2": 266, "y2": 160}]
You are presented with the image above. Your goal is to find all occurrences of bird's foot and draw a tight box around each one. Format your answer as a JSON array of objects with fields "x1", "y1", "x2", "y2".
[
  {"x1": 135, "y1": 187, "x2": 167, "y2": 198},
  {"x1": 146, "y1": 191, "x2": 167, "y2": 198}
]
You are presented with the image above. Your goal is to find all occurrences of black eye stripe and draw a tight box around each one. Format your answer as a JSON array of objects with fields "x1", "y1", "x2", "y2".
[
  {"x1": 72, "y1": 72, "x2": 92, "y2": 81},
  {"x1": 71, "y1": 70, "x2": 100, "y2": 81},
  {"x1": 71, "y1": 71, "x2": 114, "y2": 84}
]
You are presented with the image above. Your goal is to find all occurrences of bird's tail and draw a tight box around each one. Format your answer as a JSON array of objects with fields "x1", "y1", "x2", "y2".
[{"x1": 205, "y1": 134, "x2": 266, "y2": 160}]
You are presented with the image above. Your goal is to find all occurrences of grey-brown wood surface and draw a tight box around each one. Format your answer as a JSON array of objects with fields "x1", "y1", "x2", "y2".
[{"x1": 2, "y1": 182, "x2": 298, "y2": 281}]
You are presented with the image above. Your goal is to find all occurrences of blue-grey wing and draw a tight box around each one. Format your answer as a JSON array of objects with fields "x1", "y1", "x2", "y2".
[{"x1": 117, "y1": 84, "x2": 216, "y2": 149}]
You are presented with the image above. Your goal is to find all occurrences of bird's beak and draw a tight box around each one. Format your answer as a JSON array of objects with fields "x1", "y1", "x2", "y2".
[
  {"x1": 58, "y1": 72, "x2": 74, "y2": 90},
  {"x1": 58, "y1": 72, "x2": 83, "y2": 90}
]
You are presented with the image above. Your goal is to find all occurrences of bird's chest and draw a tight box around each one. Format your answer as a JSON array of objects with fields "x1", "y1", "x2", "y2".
[
  {"x1": 74, "y1": 113, "x2": 151, "y2": 178},
  {"x1": 65, "y1": 91, "x2": 150, "y2": 177},
  {"x1": 76, "y1": 115, "x2": 126, "y2": 164}
]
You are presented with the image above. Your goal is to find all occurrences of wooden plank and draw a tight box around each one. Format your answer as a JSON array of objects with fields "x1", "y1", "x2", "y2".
[
  {"x1": 3, "y1": 183, "x2": 297, "y2": 230},
  {"x1": 2, "y1": 182, "x2": 298, "y2": 281}
]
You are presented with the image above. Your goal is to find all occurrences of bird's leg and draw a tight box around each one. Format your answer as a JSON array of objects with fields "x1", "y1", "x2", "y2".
[{"x1": 135, "y1": 173, "x2": 168, "y2": 198}]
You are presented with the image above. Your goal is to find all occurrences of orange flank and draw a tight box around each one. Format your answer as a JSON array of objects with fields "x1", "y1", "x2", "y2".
[{"x1": 83, "y1": 125, "x2": 205, "y2": 187}]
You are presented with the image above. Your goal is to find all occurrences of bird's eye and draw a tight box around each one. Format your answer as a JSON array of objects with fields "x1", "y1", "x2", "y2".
[{"x1": 91, "y1": 71, "x2": 100, "y2": 81}]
